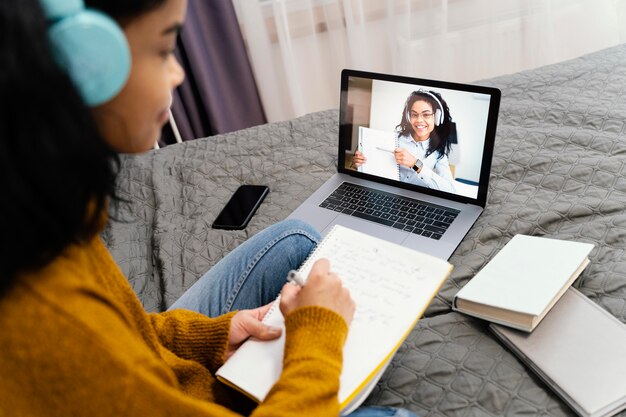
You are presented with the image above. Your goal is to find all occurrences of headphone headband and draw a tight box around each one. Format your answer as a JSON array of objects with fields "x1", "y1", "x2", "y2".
[
  {"x1": 405, "y1": 90, "x2": 445, "y2": 126},
  {"x1": 40, "y1": 0, "x2": 84, "y2": 21},
  {"x1": 417, "y1": 90, "x2": 444, "y2": 119}
]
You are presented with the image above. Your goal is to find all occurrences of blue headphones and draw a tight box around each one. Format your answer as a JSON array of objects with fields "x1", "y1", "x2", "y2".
[
  {"x1": 405, "y1": 90, "x2": 445, "y2": 126},
  {"x1": 40, "y1": 0, "x2": 131, "y2": 106}
]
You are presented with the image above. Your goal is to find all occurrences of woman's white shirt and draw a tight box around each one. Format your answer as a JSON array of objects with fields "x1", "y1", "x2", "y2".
[{"x1": 397, "y1": 133, "x2": 456, "y2": 192}]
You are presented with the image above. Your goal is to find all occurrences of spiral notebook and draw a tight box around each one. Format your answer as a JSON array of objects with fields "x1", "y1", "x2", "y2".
[
  {"x1": 357, "y1": 126, "x2": 400, "y2": 180},
  {"x1": 216, "y1": 224, "x2": 452, "y2": 415}
]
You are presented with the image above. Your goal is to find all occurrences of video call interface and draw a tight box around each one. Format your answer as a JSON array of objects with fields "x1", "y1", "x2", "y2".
[{"x1": 342, "y1": 76, "x2": 493, "y2": 200}]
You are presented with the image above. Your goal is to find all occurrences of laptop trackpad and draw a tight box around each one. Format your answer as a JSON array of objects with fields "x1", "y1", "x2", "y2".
[{"x1": 321, "y1": 214, "x2": 407, "y2": 244}]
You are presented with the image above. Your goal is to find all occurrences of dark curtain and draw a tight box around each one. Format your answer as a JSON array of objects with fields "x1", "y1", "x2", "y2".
[{"x1": 166, "y1": 0, "x2": 266, "y2": 142}]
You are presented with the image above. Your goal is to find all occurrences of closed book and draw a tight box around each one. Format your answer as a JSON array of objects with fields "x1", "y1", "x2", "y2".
[
  {"x1": 490, "y1": 288, "x2": 626, "y2": 417},
  {"x1": 452, "y1": 234, "x2": 593, "y2": 331}
]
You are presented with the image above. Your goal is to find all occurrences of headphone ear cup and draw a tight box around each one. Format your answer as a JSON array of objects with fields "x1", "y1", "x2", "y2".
[
  {"x1": 434, "y1": 108, "x2": 442, "y2": 126},
  {"x1": 48, "y1": 10, "x2": 130, "y2": 106}
]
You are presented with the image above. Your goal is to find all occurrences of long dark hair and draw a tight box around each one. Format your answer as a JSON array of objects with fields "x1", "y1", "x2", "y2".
[
  {"x1": 395, "y1": 90, "x2": 453, "y2": 160},
  {"x1": 0, "y1": 0, "x2": 165, "y2": 296}
]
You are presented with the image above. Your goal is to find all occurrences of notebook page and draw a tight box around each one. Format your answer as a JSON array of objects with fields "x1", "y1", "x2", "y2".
[
  {"x1": 297, "y1": 225, "x2": 451, "y2": 406},
  {"x1": 357, "y1": 126, "x2": 399, "y2": 180},
  {"x1": 216, "y1": 225, "x2": 452, "y2": 408}
]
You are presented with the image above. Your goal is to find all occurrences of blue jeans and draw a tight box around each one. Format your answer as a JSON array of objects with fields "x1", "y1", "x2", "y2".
[
  {"x1": 170, "y1": 219, "x2": 418, "y2": 417},
  {"x1": 169, "y1": 219, "x2": 320, "y2": 316}
]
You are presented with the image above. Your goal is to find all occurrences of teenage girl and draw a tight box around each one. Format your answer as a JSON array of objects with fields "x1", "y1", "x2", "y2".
[{"x1": 0, "y1": 1, "x2": 417, "y2": 416}]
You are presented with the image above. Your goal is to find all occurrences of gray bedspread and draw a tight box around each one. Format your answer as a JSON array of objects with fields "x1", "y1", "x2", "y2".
[{"x1": 102, "y1": 44, "x2": 626, "y2": 416}]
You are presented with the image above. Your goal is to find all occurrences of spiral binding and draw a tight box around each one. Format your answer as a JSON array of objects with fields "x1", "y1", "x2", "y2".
[
  {"x1": 262, "y1": 294, "x2": 282, "y2": 323},
  {"x1": 394, "y1": 134, "x2": 400, "y2": 180}
]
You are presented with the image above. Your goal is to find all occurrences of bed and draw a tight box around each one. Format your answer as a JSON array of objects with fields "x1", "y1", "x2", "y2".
[{"x1": 102, "y1": 44, "x2": 626, "y2": 416}]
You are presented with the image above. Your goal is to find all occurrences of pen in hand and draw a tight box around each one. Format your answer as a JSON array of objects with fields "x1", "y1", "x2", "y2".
[
  {"x1": 287, "y1": 270, "x2": 305, "y2": 287},
  {"x1": 375, "y1": 146, "x2": 394, "y2": 154}
]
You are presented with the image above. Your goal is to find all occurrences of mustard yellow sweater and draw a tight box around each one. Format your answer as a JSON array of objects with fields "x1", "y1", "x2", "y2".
[{"x1": 0, "y1": 236, "x2": 348, "y2": 416}]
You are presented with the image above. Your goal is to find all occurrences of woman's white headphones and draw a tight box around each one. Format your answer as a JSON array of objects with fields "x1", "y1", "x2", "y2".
[{"x1": 405, "y1": 90, "x2": 445, "y2": 126}]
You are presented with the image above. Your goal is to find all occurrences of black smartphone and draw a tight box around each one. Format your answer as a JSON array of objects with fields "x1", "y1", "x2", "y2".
[{"x1": 212, "y1": 185, "x2": 269, "y2": 230}]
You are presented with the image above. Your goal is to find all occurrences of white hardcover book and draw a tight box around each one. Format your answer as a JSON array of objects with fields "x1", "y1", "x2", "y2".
[{"x1": 453, "y1": 235, "x2": 593, "y2": 331}]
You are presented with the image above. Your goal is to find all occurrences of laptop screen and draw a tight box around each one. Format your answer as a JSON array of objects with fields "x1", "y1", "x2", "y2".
[{"x1": 338, "y1": 69, "x2": 500, "y2": 206}]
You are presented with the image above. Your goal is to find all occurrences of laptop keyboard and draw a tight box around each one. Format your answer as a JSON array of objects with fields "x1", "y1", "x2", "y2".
[{"x1": 319, "y1": 182, "x2": 460, "y2": 240}]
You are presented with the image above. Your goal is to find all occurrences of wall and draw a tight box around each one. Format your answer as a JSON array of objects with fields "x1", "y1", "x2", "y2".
[{"x1": 238, "y1": 0, "x2": 626, "y2": 123}]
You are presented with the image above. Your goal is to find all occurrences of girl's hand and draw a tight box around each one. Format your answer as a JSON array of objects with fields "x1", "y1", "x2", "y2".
[
  {"x1": 279, "y1": 259, "x2": 355, "y2": 326},
  {"x1": 352, "y1": 150, "x2": 367, "y2": 168},
  {"x1": 227, "y1": 303, "x2": 282, "y2": 359},
  {"x1": 394, "y1": 148, "x2": 417, "y2": 168}
]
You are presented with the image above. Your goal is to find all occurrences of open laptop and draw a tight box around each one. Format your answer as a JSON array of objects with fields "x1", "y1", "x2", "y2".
[{"x1": 288, "y1": 69, "x2": 501, "y2": 260}]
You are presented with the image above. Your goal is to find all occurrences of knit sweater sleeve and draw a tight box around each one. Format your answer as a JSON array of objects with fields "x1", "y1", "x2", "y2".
[
  {"x1": 126, "y1": 305, "x2": 348, "y2": 417},
  {"x1": 148, "y1": 309, "x2": 236, "y2": 373},
  {"x1": 251, "y1": 306, "x2": 348, "y2": 417}
]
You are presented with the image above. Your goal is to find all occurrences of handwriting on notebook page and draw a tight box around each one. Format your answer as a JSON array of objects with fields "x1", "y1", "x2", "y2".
[
  {"x1": 299, "y1": 232, "x2": 429, "y2": 328},
  {"x1": 215, "y1": 225, "x2": 452, "y2": 412}
]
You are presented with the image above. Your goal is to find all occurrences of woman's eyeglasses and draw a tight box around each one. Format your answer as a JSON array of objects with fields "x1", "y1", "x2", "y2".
[{"x1": 410, "y1": 111, "x2": 434, "y2": 121}]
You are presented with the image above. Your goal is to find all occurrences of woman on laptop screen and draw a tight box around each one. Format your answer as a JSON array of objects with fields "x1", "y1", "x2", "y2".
[{"x1": 353, "y1": 90, "x2": 456, "y2": 193}]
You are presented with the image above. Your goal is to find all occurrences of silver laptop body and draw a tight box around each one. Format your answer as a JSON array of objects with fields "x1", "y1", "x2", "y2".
[{"x1": 289, "y1": 69, "x2": 501, "y2": 260}]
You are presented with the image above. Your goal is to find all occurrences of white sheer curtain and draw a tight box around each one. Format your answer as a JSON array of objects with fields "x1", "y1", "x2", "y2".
[{"x1": 233, "y1": 0, "x2": 626, "y2": 123}]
